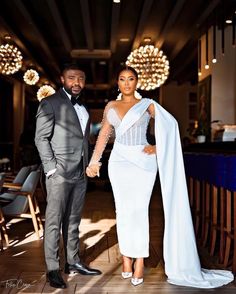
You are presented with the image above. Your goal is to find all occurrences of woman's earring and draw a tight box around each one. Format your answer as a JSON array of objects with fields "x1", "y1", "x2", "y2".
[
  {"x1": 134, "y1": 90, "x2": 142, "y2": 100},
  {"x1": 116, "y1": 92, "x2": 122, "y2": 100},
  {"x1": 116, "y1": 87, "x2": 122, "y2": 100}
]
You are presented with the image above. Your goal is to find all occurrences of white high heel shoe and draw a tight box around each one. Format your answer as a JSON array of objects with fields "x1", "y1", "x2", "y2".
[
  {"x1": 131, "y1": 277, "x2": 143, "y2": 286},
  {"x1": 121, "y1": 272, "x2": 132, "y2": 279}
]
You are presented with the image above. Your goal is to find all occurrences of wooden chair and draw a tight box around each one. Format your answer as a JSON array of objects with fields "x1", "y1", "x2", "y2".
[
  {"x1": 0, "y1": 171, "x2": 43, "y2": 239},
  {"x1": 0, "y1": 207, "x2": 9, "y2": 250},
  {"x1": 3, "y1": 165, "x2": 31, "y2": 191},
  {"x1": 0, "y1": 173, "x2": 9, "y2": 250}
]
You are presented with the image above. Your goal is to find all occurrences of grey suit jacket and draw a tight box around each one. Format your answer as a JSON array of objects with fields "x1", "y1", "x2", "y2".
[{"x1": 35, "y1": 88, "x2": 90, "y2": 178}]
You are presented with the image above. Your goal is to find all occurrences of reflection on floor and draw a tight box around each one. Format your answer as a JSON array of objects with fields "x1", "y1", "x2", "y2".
[{"x1": 0, "y1": 180, "x2": 235, "y2": 293}]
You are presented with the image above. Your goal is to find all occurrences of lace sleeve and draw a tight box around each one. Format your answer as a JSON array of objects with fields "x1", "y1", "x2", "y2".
[{"x1": 89, "y1": 103, "x2": 114, "y2": 165}]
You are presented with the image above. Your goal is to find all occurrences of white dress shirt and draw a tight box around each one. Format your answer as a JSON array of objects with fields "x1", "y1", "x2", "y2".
[{"x1": 64, "y1": 88, "x2": 89, "y2": 135}]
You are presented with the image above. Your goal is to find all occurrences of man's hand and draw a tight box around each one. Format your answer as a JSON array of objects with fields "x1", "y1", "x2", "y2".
[{"x1": 86, "y1": 164, "x2": 101, "y2": 177}]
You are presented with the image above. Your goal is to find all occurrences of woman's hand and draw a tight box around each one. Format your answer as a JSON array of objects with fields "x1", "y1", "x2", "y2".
[
  {"x1": 142, "y1": 144, "x2": 156, "y2": 155},
  {"x1": 86, "y1": 163, "x2": 101, "y2": 177}
]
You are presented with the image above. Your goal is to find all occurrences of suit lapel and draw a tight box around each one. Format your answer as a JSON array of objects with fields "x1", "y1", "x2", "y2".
[{"x1": 58, "y1": 88, "x2": 85, "y2": 135}]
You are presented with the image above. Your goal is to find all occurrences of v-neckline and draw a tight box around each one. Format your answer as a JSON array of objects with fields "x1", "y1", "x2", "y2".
[{"x1": 112, "y1": 100, "x2": 142, "y2": 122}]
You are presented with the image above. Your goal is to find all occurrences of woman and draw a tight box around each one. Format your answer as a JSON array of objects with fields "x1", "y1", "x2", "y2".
[{"x1": 86, "y1": 66, "x2": 233, "y2": 288}]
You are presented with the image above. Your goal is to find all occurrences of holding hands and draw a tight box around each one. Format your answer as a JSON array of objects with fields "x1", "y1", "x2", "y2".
[
  {"x1": 86, "y1": 145, "x2": 156, "y2": 178},
  {"x1": 86, "y1": 162, "x2": 102, "y2": 178}
]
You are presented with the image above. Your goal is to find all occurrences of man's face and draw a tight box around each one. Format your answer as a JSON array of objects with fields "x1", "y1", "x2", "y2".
[{"x1": 60, "y1": 69, "x2": 86, "y2": 96}]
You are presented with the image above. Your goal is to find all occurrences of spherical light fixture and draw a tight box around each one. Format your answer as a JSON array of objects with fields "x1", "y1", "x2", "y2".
[
  {"x1": 126, "y1": 45, "x2": 169, "y2": 90},
  {"x1": 37, "y1": 85, "x2": 55, "y2": 101},
  {"x1": 23, "y1": 69, "x2": 39, "y2": 85},
  {"x1": 0, "y1": 43, "x2": 23, "y2": 75}
]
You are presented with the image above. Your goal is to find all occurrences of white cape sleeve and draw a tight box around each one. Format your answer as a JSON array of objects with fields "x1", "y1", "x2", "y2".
[{"x1": 152, "y1": 100, "x2": 234, "y2": 288}]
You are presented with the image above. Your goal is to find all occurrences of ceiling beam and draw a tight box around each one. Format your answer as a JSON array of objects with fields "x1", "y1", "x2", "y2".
[
  {"x1": 196, "y1": 0, "x2": 220, "y2": 29},
  {"x1": 71, "y1": 49, "x2": 111, "y2": 59},
  {"x1": 171, "y1": 45, "x2": 197, "y2": 80},
  {"x1": 155, "y1": 0, "x2": 187, "y2": 49},
  {"x1": 177, "y1": 67, "x2": 197, "y2": 85},
  {"x1": 132, "y1": 0, "x2": 154, "y2": 50},
  {"x1": 86, "y1": 83, "x2": 111, "y2": 90},
  {"x1": 0, "y1": 15, "x2": 58, "y2": 85},
  {"x1": 170, "y1": 0, "x2": 220, "y2": 59},
  {"x1": 47, "y1": 0, "x2": 72, "y2": 53},
  {"x1": 0, "y1": 17, "x2": 42, "y2": 71},
  {"x1": 110, "y1": 1, "x2": 121, "y2": 53},
  {"x1": 80, "y1": 0, "x2": 94, "y2": 50},
  {"x1": 13, "y1": 0, "x2": 60, "y2": 74}
]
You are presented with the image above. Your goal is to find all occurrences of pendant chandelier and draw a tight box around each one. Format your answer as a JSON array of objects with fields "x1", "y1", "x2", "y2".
[
  {"x1": 37, "y1": 85, "x2": 55, "y2": 101},
  {"x1": 126, "y1": 45, "x2": 169, "y2": 91},
  {"x1": 0, "y1": 43, "x2": 23, "y2": 75},
  {"x1": 23, "y1": 69, "x2": 39, "y2": 85}
]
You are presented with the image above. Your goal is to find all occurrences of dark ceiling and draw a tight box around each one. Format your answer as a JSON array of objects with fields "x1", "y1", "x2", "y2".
[{"x1": 0, "y1": 0, "x2": 235, "y2": 104}]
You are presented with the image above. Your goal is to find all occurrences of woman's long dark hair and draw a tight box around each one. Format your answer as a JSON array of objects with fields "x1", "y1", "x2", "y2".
[{"x1": 116, "y1": 65, "x2": 138, "y2": 80}]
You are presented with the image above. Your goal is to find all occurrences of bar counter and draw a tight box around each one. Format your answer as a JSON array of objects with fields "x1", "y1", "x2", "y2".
[
  {"x1": 183, "y1": 143, "x2": 236, "y2": 272},
  {"x1": 184, "y1": 141, "x2": 236, "y2": 154}
]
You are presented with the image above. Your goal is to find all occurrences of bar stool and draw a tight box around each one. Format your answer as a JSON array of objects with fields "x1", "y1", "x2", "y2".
[
  {"x1": 209, "y1": 155, "x2": 226, "y2": 258},
  {"x1": 194, "y1": 154, "x2": 208, "y2": 238},
  {"x1": 184, "y1": 153, "x2": 205, "y2": 235},
  {"x1": 199, "y1": 154, "x2": 212, "y2": 247},
  {"x1": 220, "y1": 156, "x2": 236, "y2": 271},
  {"x1": 184, "y1": 153, "x2": 194, "y2": 207},
  {"x1": 184, "y1": 153, "x2": 212, "y2": 240},
  {"x1": 184, "y1": 153, "x2": 201, "y2": 233}
]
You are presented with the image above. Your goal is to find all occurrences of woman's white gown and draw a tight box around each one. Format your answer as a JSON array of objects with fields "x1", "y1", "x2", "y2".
[{"x1": 90, "y1": 98, "x2": 234, "y2": 288}]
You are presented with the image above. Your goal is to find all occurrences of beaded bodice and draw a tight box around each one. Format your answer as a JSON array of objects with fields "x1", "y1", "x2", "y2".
[
  {"x1": 89, "y1": 100, "x2": 153, "y2": 164},
  {"x1": 107, "y1": 107, "x2": 150, "y2": 145}
]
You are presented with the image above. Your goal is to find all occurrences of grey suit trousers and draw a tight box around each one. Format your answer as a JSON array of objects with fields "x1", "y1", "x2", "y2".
[{"x1": 44, "y1": 160, "x2": 87, "y2": 271}]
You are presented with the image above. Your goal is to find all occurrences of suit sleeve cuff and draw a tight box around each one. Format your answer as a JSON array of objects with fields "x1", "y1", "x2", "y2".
[{"x1": 46, "y1": 168, "x2": 57, "y2": 177}]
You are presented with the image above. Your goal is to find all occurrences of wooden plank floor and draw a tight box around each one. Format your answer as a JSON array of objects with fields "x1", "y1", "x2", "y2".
[{"x1": 0, "y1": 180, "x2": 235, "y2": 293}]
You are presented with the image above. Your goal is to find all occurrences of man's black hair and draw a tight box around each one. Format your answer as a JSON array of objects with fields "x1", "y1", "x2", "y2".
[{"x1": 61, "y1": 62, "x2": 86, "y2": 75}]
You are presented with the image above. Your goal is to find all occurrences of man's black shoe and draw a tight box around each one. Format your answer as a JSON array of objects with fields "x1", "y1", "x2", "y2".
[
  {"x1": 46, "y1": 270, "x2": 67, "y2": 289},
  {"x1": 65, "y1": 262, "x2": 102, "y2": 275}
]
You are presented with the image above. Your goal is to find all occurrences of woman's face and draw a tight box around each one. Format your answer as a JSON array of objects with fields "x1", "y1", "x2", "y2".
[{"x1": 118, "y1": 70, "x2": 138, "y2": 96}]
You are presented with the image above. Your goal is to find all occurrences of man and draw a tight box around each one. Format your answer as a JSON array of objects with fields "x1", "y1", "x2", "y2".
[{"x1": 35, "y1": 63, "x2": 101, "y2": 289}]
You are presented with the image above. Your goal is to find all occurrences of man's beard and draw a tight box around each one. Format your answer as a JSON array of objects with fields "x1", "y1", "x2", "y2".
[{"x1": 64, "y1": 86, "x2": 82, "y2": 98}]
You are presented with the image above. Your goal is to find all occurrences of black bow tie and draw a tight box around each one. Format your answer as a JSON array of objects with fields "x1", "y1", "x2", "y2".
[{"x1": 71, "y1": 96, "x2": 82, "y2": 106}]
